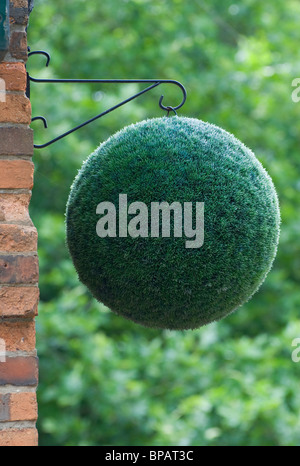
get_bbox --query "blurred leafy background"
[27,0,300,446]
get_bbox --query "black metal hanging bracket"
[26,50,187,149]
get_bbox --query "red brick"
[0,160,34,189]
[0,193,33,224]
[0,286,39,317]
[10,5,29,26]
[0,127,33,156]
[0,94,31,124]
[9,32,28,61]
[9,392,38,422]
[0,393,10,421]
[0,255,38,284]
[0,392,37,422]
[0,0,38,450]
[10,0,28,8]
[0,224,37,252]
[0,428,38,446]
[0,62,27,92]
[0,320,36,352]
[0,356,38,386]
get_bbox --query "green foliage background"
[27,0,300,446]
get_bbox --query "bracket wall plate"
[0,0,9,62]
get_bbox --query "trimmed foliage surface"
[66,117,280,330]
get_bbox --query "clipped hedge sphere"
[66,117,280,330]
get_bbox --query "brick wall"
[0,1,38,446]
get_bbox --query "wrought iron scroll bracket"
[26,50,187,149]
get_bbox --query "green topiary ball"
[66,117,280,330]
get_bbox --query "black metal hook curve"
[28,50,51,67]
[27,50,187,149]
[31,116,48,128]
